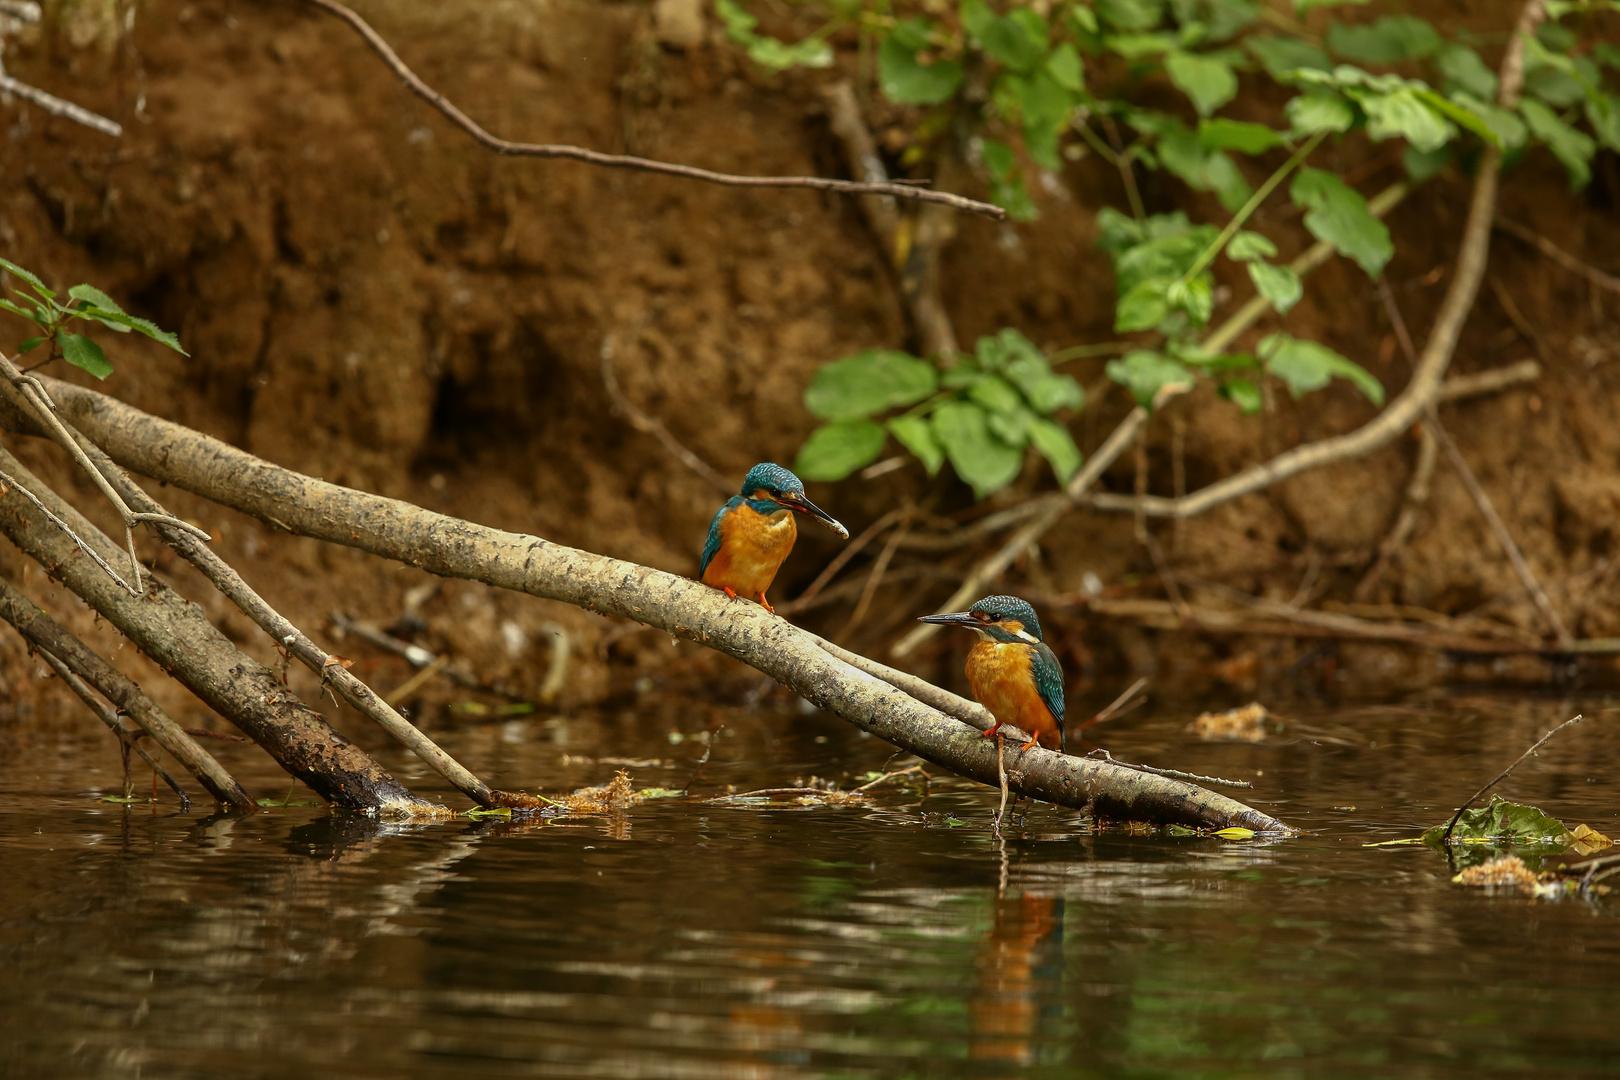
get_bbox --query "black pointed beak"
[917,610,979,626]
[782,494,848,539]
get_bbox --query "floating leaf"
[1419,796,1573,851]
[1213,826,1256,839]
[888,414,945,476]
[1289,167,1392,278]
[1106,349,1194,408]
[1259,332,1383,404]
[1166,50,1237,116]
[931,401,1022,497]
[59,333,113,379]
[804,349,938,421]
[1028,417,1081,481]
[793,419,888,481]
[1247,261,1303,314]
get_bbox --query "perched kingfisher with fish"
[918,595,1065,754]
[699,463,848,614]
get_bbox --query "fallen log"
[18,379,1294,832]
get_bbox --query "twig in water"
[853,763,929,792]
[601,334,731,495]
[1078,676,1149,734]
[0,72,121,138]
[37,647,190,808]
[1440,714,1583,844]
[294,0,1005,219]
[994,734,1010,827]
[1086,748,1252,789]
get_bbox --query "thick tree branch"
[295,0,1005,220]
[0,446,442,815]
[0,578,251,805]
[26,379,1292,831]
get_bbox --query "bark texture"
[0,444,443,815]
[32,380,1294,832]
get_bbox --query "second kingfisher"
[700,462,847,614]
[918,595,1065,754]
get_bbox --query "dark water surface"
[3,694,1619,1078]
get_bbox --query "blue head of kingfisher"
[918,595,1066,753]
[699,463,847,614]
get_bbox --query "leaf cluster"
[0,257,186,379]
[795,330,1084,497]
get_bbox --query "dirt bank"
[0,0,1616,738]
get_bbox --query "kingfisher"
[700,463,848,614]
[918,595,1065,754]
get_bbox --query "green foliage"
[713,0,1619,500]
[795,329,1084,497]
[0,257,186,379]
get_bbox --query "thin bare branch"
[600,335,732,496]
[36,647,191,807]
[0,72,121,138]
[1086,749,1251,790]
[1493,217,1620,294]
[1441,713,1582,844]
[296,0,1005,219]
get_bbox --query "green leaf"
[960,0,994,39]
[1096,0,1165,33]
[1225,230,1277,261]
[1419,796,1573,851]
[1005,70,1075,169]
[879,36,964,105]
[1046,42,1085,92]
[1289,167,1393,277]
[1435,43,1497,101]
[793,419,889,481]
[1152,120,1252,211]
[1520,97,1596,190]
[1107,32,1176,59]
[1247,261,1303,314]
[804,349,938,421]
[1199,118,1283,154]
[1414,89,1501,149]
[1295,0,1368,11]
[1286,88,1356,137]
[1166,51,1237,116]
[1449,91,1527,149]
[1028,417,1081,482]
[0,297,43,326]
[1586,93,1620,153]
[1106,349,1195,408]
[979,15,1043,72]
[888,413,945,475]
[1007,359,1084,414]
[1200,150,1252,213]
[15,335,44,354]
[0,257,55,300]
[967,373,1024,415]
[1094,206,1149,254]
[1259,332,1383,404]
[1113,223,1219,295]
[1115,279,1172,332]
[931,401,1023,497]
[59,333,114,379]
[1069,3,1099,35]
[67,283,125,315]
[124,315,188,355]
[1326,16,1441,65]
[1359,87,1455,152]
[1247,35,1331,79]
[987,402,1034,446]
[1165,276,1214,326]
[1402,143,1452,181]
[745,36,833,70]
[975,327,1044,371]
[1220,377,1262,413]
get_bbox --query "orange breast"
[965,641,1061,749]
[700,503,798,597]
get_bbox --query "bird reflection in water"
[971,890,1065,1071]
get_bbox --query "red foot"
[981,721,1004,740]
[1017,734,1041,757]
[722,586,739,601]
[757,591,776,615]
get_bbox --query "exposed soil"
[1,0,1618,741]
